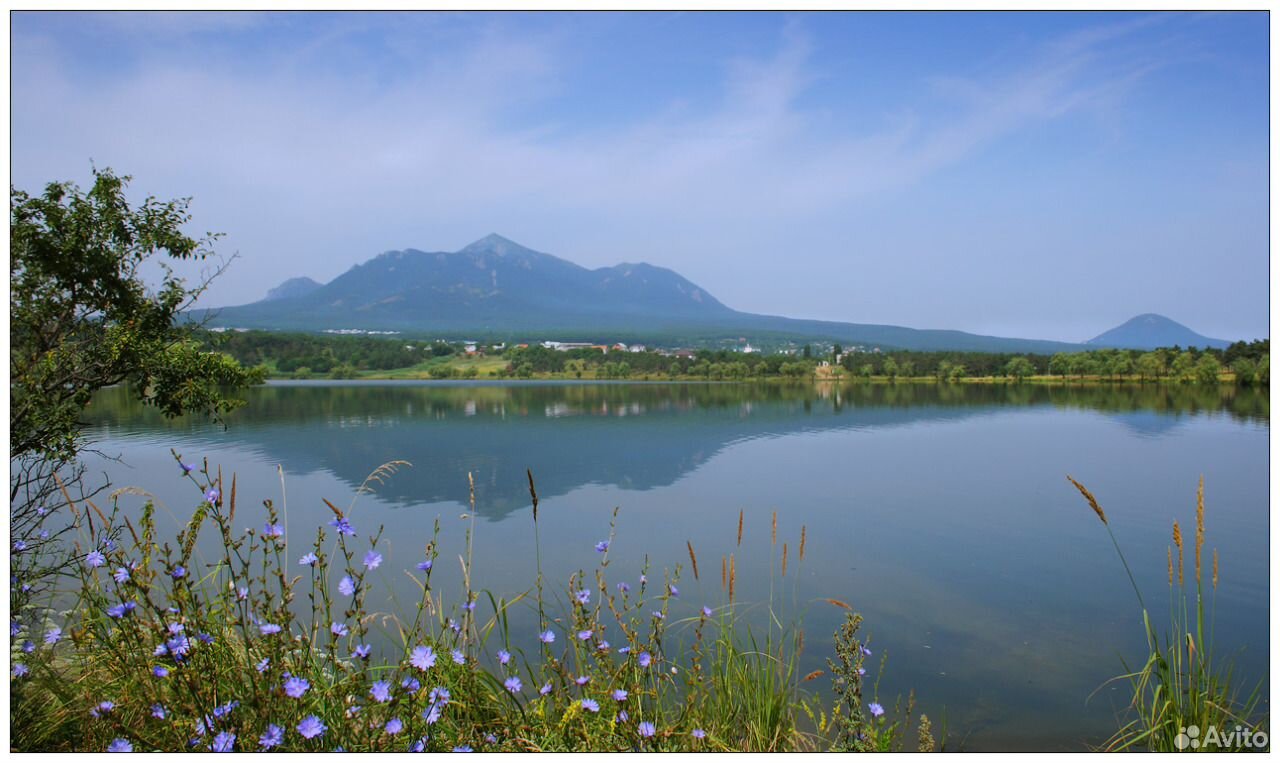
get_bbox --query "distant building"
[629,344,646,353]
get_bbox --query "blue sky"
[10,11,1269,342]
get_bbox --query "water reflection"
[83,381,1267,520]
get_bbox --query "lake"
[79,380,1269,751]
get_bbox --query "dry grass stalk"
[721,556,727,590]
[1195,475,1205,584]
[771,510,777,546]
[737,509,744,547]
[686,541,700,581]
[1173,520,1184,586]
[1066,475,1108,525]
[526,468,539,523]
[781,542,788,577]
[229,474,237,524]
[825,598,852,610]
[324,498,344,518]
[1212,548,1219,590]
[729,554,736,603]
[803,670,825,682]
[799,525,807,562]
[1167,547,1174,587]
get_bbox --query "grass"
[1067,475,1268,752]
[9,455,932,752]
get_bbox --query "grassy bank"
[10,458,932,753]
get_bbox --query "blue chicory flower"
[297,716,326,740]
[363,550,382,570]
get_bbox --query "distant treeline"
[200,330,1269,385]
[200,330,453,374]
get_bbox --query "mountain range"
[1085,313,1229,350]
[191,234,1232,353]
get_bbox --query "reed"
[1068,476,1267,751]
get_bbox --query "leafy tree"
[859,363,874,380]
[882,356,899,380]
[1136,352,1162,382]
[1170,351,1196,382]
[898,359,915,379]
[1194,354,1222,386]
[11,168,264,464]
[1005,357,1034,381]
[515,362,534,379]
[1048,353,1071,379]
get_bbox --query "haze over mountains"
[194,235,1235,353]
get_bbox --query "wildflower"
[462,600,476,612]
[153,666,170,678]
[166,633,191,657]
[106,602,135,618]
[575,675,590,686]
[36,505,48,516]
[354,644,372,659]
[448,618,461,633]
[581,698,600,713]
[539,683,552,696]
[595,540,610,553]
[857,667,866,677]
[338,576,356,596]
[639,721,656,738]
[197,632,214,645]
[422,704,442,725]
[38,529,49,540]
[331,621,349,637]
[363,550,382,570]
[12,663,29,678]
[210,731,236,752]
[597,640,611,652]
[702,606,713,617]
[638,651,652,668]
[385,718,403,735]
[262,523,284,538]
[539,629,555,644]
[21,640,34,653]
[497,649,511,665]
[428,687,451,706]
[299,552,319,566]
[180,462,195,474]
[574,589,590,605]
[862,646,872,657]
[417,559,433,572]
[213,700,239,718]
[409,739,427,752]
[617,582,631,593]
[669,585,679,597]
[85,550,106,568]
[237,586,249,601]
[401,677,421,692]
[10,620,20,636]
[577,629,593,641]
[107,739,132,753]
[640,574,648,585]
[256,658,270,673]
[485,734,498,744]
[451,648,465,665]
[297,715,326,740]
[612,689,628,701]
[453,746,473,752]
[504,676,523,693]
[91,701,115,718]
[618,646,631,654]
[652,611,665,619]
[205,488,220,504]
[112,567,131,584]
[259,725,284,750]
[618,710,629,722]
[692,729,707,739]
[369,680,393,703]
[151,704,166,719]
[170,566,186,579]
[260,623,282,636]
[410,645,437,670]
[868,702,885,718]
[284,675,310,698]
[328,517,356,536]
[13,541,26,553]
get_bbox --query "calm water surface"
[81,381,1269,751]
